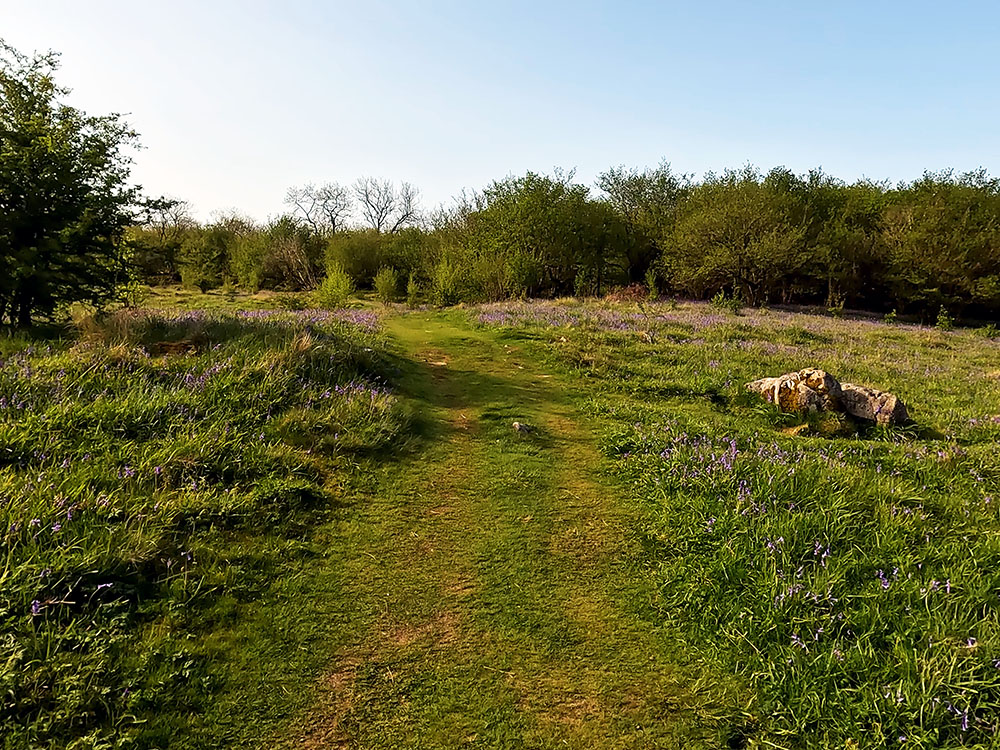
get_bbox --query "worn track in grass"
[273,312,727,748]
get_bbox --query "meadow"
[1,302,408,748]
[475,299,1000,747]
[3,291,1000,749]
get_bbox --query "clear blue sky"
[4,0,999,220]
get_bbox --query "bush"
[316,264,354,308]
[406,272,420,308]
[644,267,659,301]
[574,266,596,298]
[374,267,399,305]
[275,293,308,311]
[325,231,385,287]
[710,290,743,315]
[431,259,462,307]
[935,305,955,331]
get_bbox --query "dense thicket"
[130,165,1000,321]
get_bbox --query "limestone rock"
[745,368,839,413]
[745,368,908,426]
[839,383,909,426]
[797,368,842,409]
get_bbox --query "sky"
[3,1,1000,221]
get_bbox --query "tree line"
[4,39,1000,325]
[131,165,1000,321]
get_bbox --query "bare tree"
[389,181,420,232]
[353,177,420,233]
[142,197,195,244]
[314,182,352,233]
[285,182,354,234]
[285,184,323,234]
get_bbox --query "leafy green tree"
[665,166,806,305]
[598,160,689,282]
[882,170,1000,316]
[461,170,633,298]
[807,177,888,308]
[129,197,195,283]
[0,41,140,326]
[373,266,399,304]
[178,224,229,292]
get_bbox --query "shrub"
[710,290,743,315]
[374,267,399,305]
[977,322,999,339]
[574,266,596,298]
[431,259,462,306]
[644,266,659,300]
[316,264,354,308]
[275,293,308,311]
[935,305,955,331]
[406,272,420,308]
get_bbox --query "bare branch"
[388,182,420,233]
[353,177,395,232]
[315,182,352,233]
[284,184,322,234]
[353,177,420,233]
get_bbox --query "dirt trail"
[279,313,721,749]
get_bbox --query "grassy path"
[275,312,725,748]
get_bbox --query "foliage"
[406,271,419,308]
[455,170,635,299]
[315,264,354,308]
[710,289,743,315]
[0,41,141,326]
[373,266,399,305]
[127,164,1000,322]
[936,305,955,331]
[644,266,659,300]
[598,160,689,283]
[430,258,462,307]
[0,309,407,746]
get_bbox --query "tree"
[882,170,1000,316]
[665,166,806,305]
[0,40,140,326]
[598,161,690,281]
[460,170,633,298]
[353,177,419,233]
[130,197,195,282]
[285,181,352,234]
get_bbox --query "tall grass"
[0,308,408,747]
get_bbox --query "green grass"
[6,294,1000,749]
[268,313,731,748]
[1,306,407,748]
[474,298,1000,748]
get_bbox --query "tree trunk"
[15,287,32,328]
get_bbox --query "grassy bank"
[475,299,1000,748]
[1,307,409,748]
